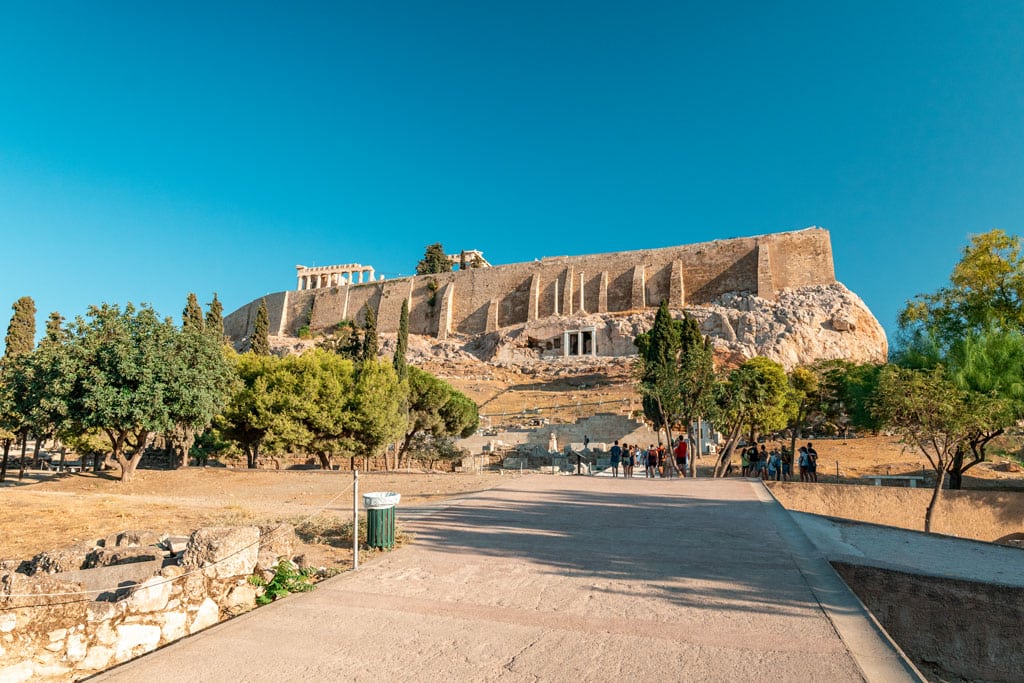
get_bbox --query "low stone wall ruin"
[0,524,297,682]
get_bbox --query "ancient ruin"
[226,227,888,368]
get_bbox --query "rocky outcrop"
[417,282,887,370]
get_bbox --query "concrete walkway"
[97,476,921,682]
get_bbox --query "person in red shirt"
[673,438,688,477]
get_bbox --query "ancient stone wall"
[0,525,296,681]
[225,228,836,344]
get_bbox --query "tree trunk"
[0,439,10,482]
[116,431,152,483]
[31,437,44,469]
[246,444,259,469]
[714,424,742,477]
[947,447,964,490]
[18,432,28,480]
[924,469,945,533]
[316,451,333,469]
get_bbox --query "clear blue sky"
[2,1,1022,351]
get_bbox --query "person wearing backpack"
[609,440,621,478]
[806,443,819,483]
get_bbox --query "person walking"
[674,437,688,478]
[798,446,809,482]
[609,440,621,478]
[645,444,657,478]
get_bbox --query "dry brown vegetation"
[0,469,506,568]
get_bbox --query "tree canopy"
[27,303,237,481]
[416,243,452,275]
[183,293,205,332]
[205,293,224,338]
[4,296,36,358]
[251,299,271,355]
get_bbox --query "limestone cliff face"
[473,282,887,370]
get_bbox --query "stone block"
[126,575,172,613]
[113,624,161,663]
[65,633,88,662]
[103,530,160,549]
[27,541,95,574]
[256,523,295,571]
[189,598,220,634]
[180,527,259,580]
[158,610,187,642]
[223,584,257,616]
[80,645,114,671]
[0,662,34,682]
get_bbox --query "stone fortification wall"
[225,228,836,345]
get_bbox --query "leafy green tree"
[285,349,357,469]
[397,366,478,467]
[712,357,791,476]
[350,360,406,469]
[251,298,271,355]
[164,324,239,468]
[416,243,452,275]
[205,293,224,338]
[899,229,1024,350]
[635,303,717,476]
[361,304,378,362]
[183,293,205,332]
[943,327,1024,488]
[4,296,36,358]
[42,303,235,482]
[216,353,300,468]
[871,365,1011,531]
[394,298,409,382]
[787,366,819,460]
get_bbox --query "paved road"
[98,476,921,682]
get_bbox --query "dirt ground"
[0,468,506,569]
[2,435,1021,570]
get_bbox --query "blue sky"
[1,1,1022,351]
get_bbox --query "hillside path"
[96,476,921,682]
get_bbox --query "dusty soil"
[2,428,1021,571]
[0,468,506,568]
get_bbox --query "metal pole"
[836,461,840,484]
[353,469,359,571]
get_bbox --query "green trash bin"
[363,492,401,549]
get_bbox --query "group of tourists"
[607,439,691,478]
[584,435,821,482]
[739,442,818,482]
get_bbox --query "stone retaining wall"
[834,562,1024,682]
[0,525,293,682]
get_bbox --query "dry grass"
[0,469,501,568]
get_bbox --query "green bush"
[248,559,316,605]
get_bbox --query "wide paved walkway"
[98,476,921,682]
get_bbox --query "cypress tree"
[361,304,378,362]
[44,311,65,343]
[205,293,224,338]
[4,296,36,357]
[251,299,271,355]
[183,293,205,332]
[393,299,409,381]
